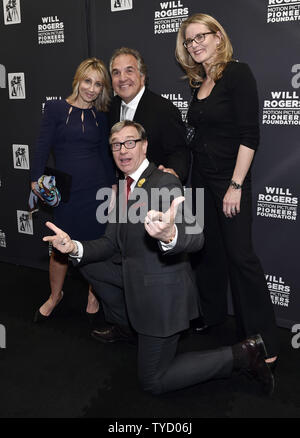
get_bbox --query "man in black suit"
[43,120,274,396]
[109,47,189,182]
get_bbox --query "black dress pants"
[191,160,279,358]
[80,259,233,394]
[80,260,130,328]
[138,333,233,394]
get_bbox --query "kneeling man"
[43,121,274,396]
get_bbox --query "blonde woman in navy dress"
[31,58,116,322]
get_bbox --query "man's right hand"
[43,221,77,255]
[158,165,179,178]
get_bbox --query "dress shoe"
[33,291,64,323]
[91,324,136,345]
[190,317,225,335]
[190,316,209,334]
[192,324,210,334]
[33,309,49,323]
[234,334,275,395]
[267,358,278,374]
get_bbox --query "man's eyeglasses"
[111,139,142,152]
[183,32,216,49]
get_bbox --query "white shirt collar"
[127,158,149,188]
[121,86,145,111]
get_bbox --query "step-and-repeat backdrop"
[0,0,299,328]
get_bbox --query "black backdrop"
[0,0,299,329]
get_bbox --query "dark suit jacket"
[78,163,204,337]
[109,88,190,183]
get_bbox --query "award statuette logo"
[17,211,33,235]
[0,230,6,248]
[111,0,133,12]
[13,144,29,170]
[3,0,21,25]
[8,73,25,99]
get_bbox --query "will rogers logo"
[267,0,300,23]
[262,65,300,125]
[154,1,189,34]
[257,187,298,221]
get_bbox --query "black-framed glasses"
[183,32,216,49]
[111,139,142,152]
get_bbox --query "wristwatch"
[230,180,242,190]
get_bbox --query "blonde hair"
[175,14,233,86]
[67,58,111,112]
[109,120,147,143]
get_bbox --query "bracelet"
[230,180,242,190]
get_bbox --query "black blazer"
[78,163,204,337]
[188,61,259,173]
[109,88,190,183]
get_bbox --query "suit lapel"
[109,96,122,126]
[109,89,150,125]
[130,162,156,197]
[132,88,149,122]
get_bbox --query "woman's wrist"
[230,179,242,190]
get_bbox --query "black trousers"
[191,157,279,358]
[80,260,233,394]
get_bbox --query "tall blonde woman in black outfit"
[176,13,278,367]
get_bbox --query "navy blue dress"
[31,99,116,240]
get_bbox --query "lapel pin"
[137,178,146,187]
